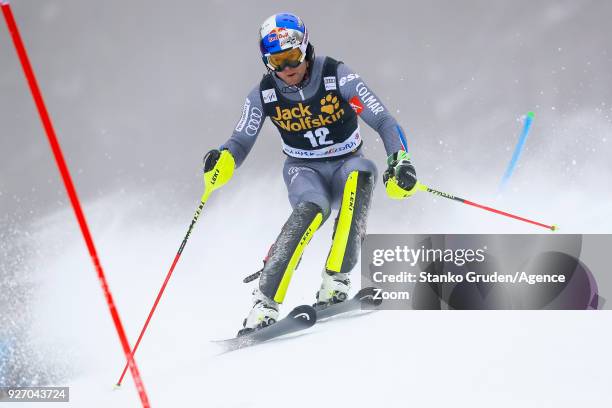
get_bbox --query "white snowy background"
[1,0,611,407]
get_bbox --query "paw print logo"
[320,93,340,115]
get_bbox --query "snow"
[1,183,610,407]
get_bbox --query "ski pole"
[115,151,234,387]
[415,182,557,231]
[499,111,535,191]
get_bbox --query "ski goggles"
[266,47,305,72]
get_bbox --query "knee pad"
[326,171,374,274]
[292,191,331,222]
[259,201,323,303]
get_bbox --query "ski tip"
[356,287,383,307]
[526,111,535,119]
[288,305,317,327]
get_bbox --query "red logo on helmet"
[268,27,289,42]
[349,96,364,115]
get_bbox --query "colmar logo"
[355,82,384,115]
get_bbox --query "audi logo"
[245,107,263,136]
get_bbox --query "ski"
[314,287,383,320]
[214,288,381,352]
[214,305,317,352]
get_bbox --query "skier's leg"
[317,156,377,305]
[258,201,325,303]
[240,165,330,334]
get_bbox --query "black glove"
[203,149,221,173]
[383,150,417,191]
[201,148,235,192]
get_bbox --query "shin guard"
[259,202,323,303]
[325,171,374,274]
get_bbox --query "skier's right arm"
[203,86,266,187]
[220,86,267,167]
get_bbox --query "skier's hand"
[383,150,418,199]
[203,148,235,192]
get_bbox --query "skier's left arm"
[338,63,418,198]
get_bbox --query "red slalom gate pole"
[2,2,151,406]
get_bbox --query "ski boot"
[315,270,351,308]
[237,288,280,337]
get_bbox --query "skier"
[203,13,418,335]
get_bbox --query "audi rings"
[245,107,262,136]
